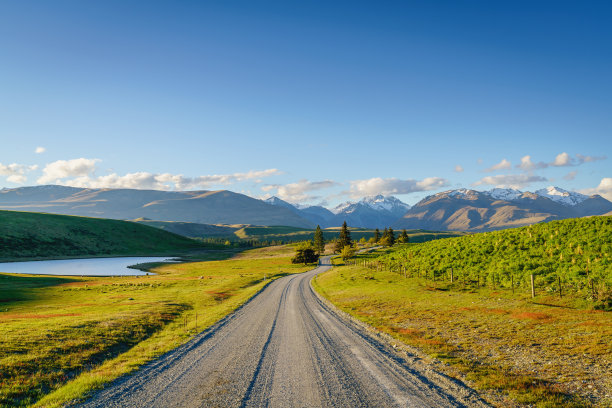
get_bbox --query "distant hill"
[132,219,240,239]
[0,210,206,261]
[0,186,314,228]
[394,188,612,232]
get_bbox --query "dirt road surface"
[78,257,488,407]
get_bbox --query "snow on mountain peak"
[486,188,523,201]
[360,195,410,212]
[534,186,588,206]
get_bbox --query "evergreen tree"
[338,221,352,250]
[381,226,395,246]
[313,225,325,255]
[291,242,319,265]
[388,227,395,246]
[373,228,381,243]
[398,229,409,243]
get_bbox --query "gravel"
[77,257,490,408]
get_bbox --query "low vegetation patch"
[0,246,311,407]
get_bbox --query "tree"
[341,245,356,261]
[373,228,381,243]
[338,221,352,250]
[380,227,395,247]
[397,229,409,244]
[292,242,319,265]
[313,225,325,255]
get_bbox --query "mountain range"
[0,185,313,227]
[0,185,610,231]
[265,195,410,228]
[394,187,612,231]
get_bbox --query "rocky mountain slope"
[394,188,612,231]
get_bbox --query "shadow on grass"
[0,273,82,304]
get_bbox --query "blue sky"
[1,1,610,205]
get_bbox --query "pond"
[0,257,176,276]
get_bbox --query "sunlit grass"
[0,246,311,407]
[313,262,611,407]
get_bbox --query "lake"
[0,257,176,276]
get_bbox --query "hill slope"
[0,210,206,261]
[0,186,314,228]
[381,215,611,300]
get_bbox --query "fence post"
[530,274,535,298]
[450,268,453,283]
[558,276,562,299]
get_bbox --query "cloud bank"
[473,174,548,189]
[263,179,339,202]
[0,162,38,184]
[36,158,281,191]
[348,177,449,197]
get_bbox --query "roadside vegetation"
[0,210,207,262]
[314,216,611,407]
[0,246,311,407]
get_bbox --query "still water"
[0,257,175,276]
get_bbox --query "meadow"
[313,217,612,407]
[0,246,311,407]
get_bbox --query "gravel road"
[78,257,489,407]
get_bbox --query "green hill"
[378,216,611,303]
[132,219,240,238]
[0,210,207,261]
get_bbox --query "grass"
[313,258,611,407]
[0,245,313,407]
[0,210,208,262]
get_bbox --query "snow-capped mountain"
[395,186,612,232]
[534,186,588,206]
[266,195,411,228]
[329,195,411,228]
[361,195,411,213]
[486,188,523,201]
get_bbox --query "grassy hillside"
[133,219,240,238]
[314,216,612,406]
[0,210,207,261]
[378,216,611,306]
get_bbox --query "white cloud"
[454,165,464,173]
[473,174,548,189]
[58,169,282,190]
[484,158,512,172]
[35,146,46,154]
[36,157,281,190]
[37,158,100,184]
[348,176,449,198]
[263,179,339,203]
[580,177,612,201]
[517,155,548,171]
[0,162,37,184]
[563,171,577,181]
[552,152,571,167]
